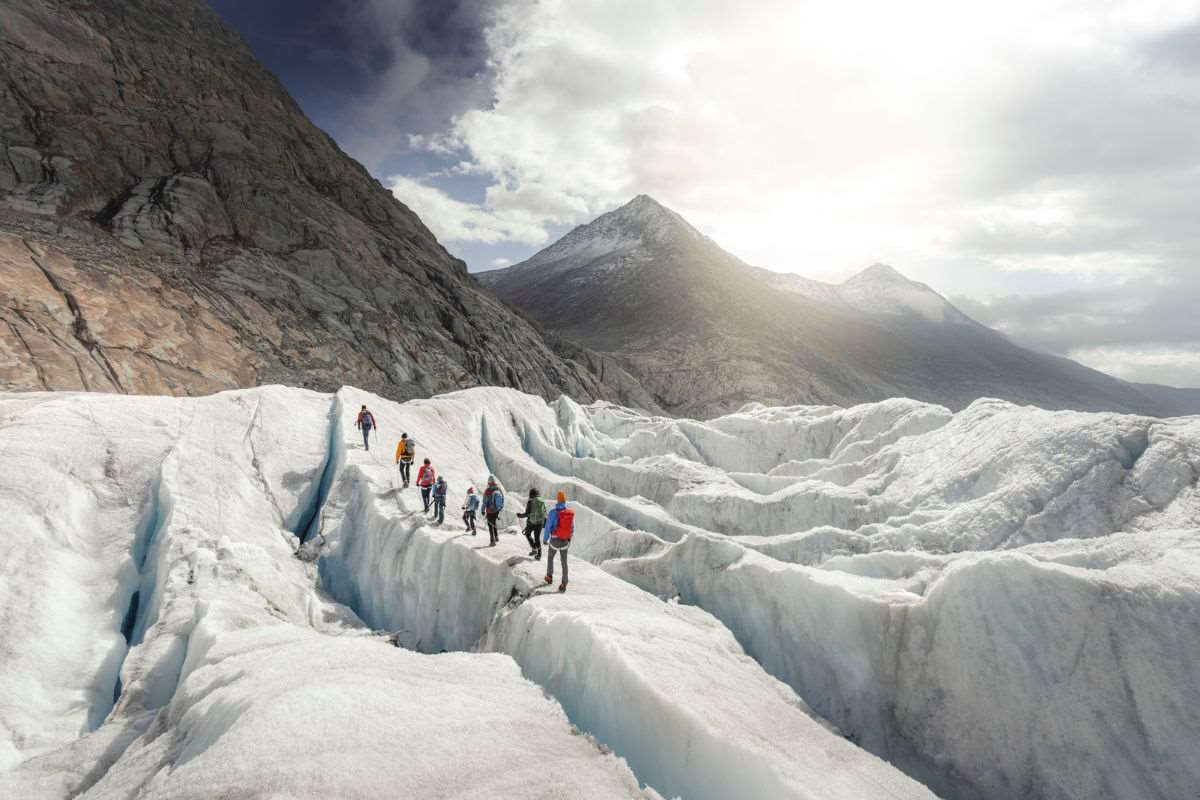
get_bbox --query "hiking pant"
[361,425,372,450]
[420,486,432,512]
[399,461,411,484]
[433,496,445,524]
[546,538,569,584]
[486,512,499,543]
[463,510,476,533]
[523,521,541,553]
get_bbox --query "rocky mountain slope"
[479,196,1200,417]
[0,0,654,410]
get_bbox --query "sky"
[209,0,1200,387]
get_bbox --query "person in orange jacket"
[395,433,415,487]
[416,458,436,512]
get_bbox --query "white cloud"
[387,176,550,245]
[490,257,512,268]
[390,0,1199,288]
[378,0,1200,385]
[1069,345,1200,388]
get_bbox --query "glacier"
[0,384,1196,799]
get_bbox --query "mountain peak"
[608,194,688,230]
[844,263,910,285]
[626,193,663,208]
[838,264,971,324]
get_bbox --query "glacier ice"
[1,382,1197,800]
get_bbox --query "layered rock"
[0,0,655,409]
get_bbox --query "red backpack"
[553,508,575,541]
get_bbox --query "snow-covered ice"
[2,383,1197,799]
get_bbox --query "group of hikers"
[357,405,575,592]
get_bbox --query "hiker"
[395,433,416,487]
[355,405,377,450]
[482,476,505,546]
[432,476,447,524]
[516,487,547,559]
[542,491,574,593]
[416,458,436,513]
[462,487,479,535]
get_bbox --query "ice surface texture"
[2,383,1196,800]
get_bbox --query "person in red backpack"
[542,490,574,593]
[416,458,436,513]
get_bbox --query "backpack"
[401,439,415,460]
[529,497,547,524]
[552,508,575,541]
[418,465,435,486]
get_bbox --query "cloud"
[368,0,1200,385]
[303,0,495,172]
[955,273,1200,387]
[490,257,511,268]
[1067,346,1200,388]
[386,2,1198,277]
[387,176,550,245]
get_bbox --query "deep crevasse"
[0,387,648,799]
[312,386,936,800]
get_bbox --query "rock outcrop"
[0,0,656,409]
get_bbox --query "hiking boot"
[543,575,553,585]
[558,582,567,593]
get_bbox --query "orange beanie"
[556,490,567,504]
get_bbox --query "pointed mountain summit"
[481,197,1198,417]
[513,194,703,278]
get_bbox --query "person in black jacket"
[515,488,547,559]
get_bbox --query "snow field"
[313,386,937,800]
[80,622,648,800]
[0,386,655,799]
[0,392,186,768]
[5,383,1198,800]
[523,394,1200,800]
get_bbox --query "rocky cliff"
[0,0,655,409]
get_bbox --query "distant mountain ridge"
[480,195,1200,417]
[754,263,977,326]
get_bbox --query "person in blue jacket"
[482,476,505,546]
[542,491,575,593]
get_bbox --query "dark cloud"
[209,0,493,171]
[956,280,1199,352]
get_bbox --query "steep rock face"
[0,0,656,409]
[480,196,1199,418]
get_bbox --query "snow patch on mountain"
[756,262,975,324]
